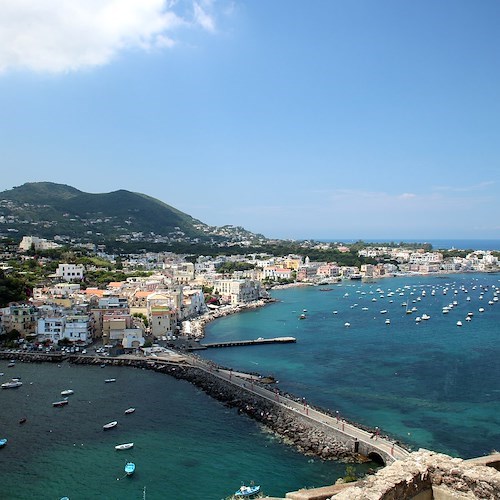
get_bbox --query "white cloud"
[0,0,220,74]
[194,1,216,32]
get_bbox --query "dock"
[198,336,296,349]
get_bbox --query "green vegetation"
[132,312,149,328]
[0,270,28,307]
[215,262,256,274]
[0,182,210,241]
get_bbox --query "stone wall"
[333,449,500,500]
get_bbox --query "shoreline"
[188,298,276,339]
[1,350,405,464]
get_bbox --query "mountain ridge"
[0,182,264,246]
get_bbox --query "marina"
[0,272,499,498]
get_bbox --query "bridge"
[187,356,410,465]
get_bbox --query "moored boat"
[60,389,74,396]
[124,461,135,476]
[105,378,116,383]
[103,421,118,430]
[115,442,134,451]
[1,380,23,389]
[124,407,135,414]
[234,484,261,498]
[0,438,7,448]
[53,400,69,407]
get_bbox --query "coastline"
[189,298,276,339]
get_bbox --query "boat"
[124,461,136,476]
[115,442,134,451]
[60,389,74,396]
[457,321,463,327]
[234,484,261,498]
[0,438,7,448]
[124,408,135,415]
[385,319,391,325]
[19,417,27,424]
[299,313,306,320]
[7,362,15,368]
[105,378,116,383]
[103,421,118,430]
[1,380,23,389]
[344,322,351,328]
[53,400,69,407]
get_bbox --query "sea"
[322,239,500,251]
[1,273,500,499]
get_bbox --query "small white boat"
[478,308,485,313]
[104,378,116,383]
[115,442,134,451]
[234,484,261,498]
[344,322,351,328]
[124,408,135,415]
[103,421,118,430]
[60,389,74,396]
[1,380,23,389]
[385,319,391,325]
[456,321,463,327]
[53,400,69,407]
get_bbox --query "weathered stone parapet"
[333,449,500,499]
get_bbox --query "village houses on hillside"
[0,238,498,351]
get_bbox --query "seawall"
[67,354,364,463]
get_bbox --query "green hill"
[0,182,259,245]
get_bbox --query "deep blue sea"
[321,239,500,251]
[1,273,499,499]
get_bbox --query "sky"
[0,1,499,241]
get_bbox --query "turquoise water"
[202,273,500,459]
[1,273,499,499]
[0,362,366,500]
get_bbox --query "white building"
[55,263,85,282]
[212,279,261,305]
[19,236,61,252]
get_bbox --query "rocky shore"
[67,354,363,463]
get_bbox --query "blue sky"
[1,1,499,241]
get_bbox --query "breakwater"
[2,349,407,463]
[66,354,363,463]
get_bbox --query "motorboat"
[19,417,27,424]
[124,462,136,476]
[0,438,7,448]
[1,380,23,389]
[457,321,463,327]
[105,378,116,383]
[53,400,69,407]
[385,319,391,325]
[115,442,134,451]
[124,408,135,415]
[60,389,74,396]
[234,484,261,498]
[103,421,118,430]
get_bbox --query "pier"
[198,336,296,349]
